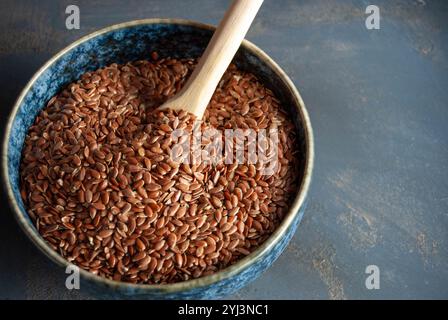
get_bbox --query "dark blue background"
[0,0,447,299]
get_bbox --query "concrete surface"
[0,0,447,299]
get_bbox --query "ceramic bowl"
[2,19,314,299]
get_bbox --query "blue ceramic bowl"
[2,19,314,299]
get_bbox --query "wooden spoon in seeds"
[158,0,263,119]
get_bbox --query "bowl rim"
[2,18,314,294]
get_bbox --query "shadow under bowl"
[2,19,314,299]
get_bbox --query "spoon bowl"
[2,19,314,299]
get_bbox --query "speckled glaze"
[2,19,314,299]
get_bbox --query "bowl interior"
[4,21,309,293]
[7,21,307,225]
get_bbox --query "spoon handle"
[164,0,263,118]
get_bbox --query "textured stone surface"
[0,0,448,299]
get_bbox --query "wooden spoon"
[158,0,264,119]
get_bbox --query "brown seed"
[132,251,146,262]
[83,146,90,158]
[221,222,233,233]
[122,202,132,214]
[168,203,180,217]
[229,207,240,216]
[178,224,190,235]
[101,191,110,205]
[151,51,159,60]
[136,238,146,251]
[154,240,165,251]
[177,183,189,192]
[156,216,165,229]
[85,189,93,203]
[148,257,157,272]
[179,240,190,253]
[167,233,177,247]
[175,253,183,267]
[128,165,141,173]
[99,229,113,239]
[196,246,204,257]
[147,183,161,191]
[196,216,207,229]
[226,225,238,235]
[138,256,152,269]
[72,155,81,166]
[93,202,106,210]
[78,189,85,203]
[137,147,145,157]
[94,150,106,159]
[90,169,101,179]
[237,221,245,234]
[137,186,148,198]
[211,196,222,208]
[175,206,187,218]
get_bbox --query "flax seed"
[20,56,300,285]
